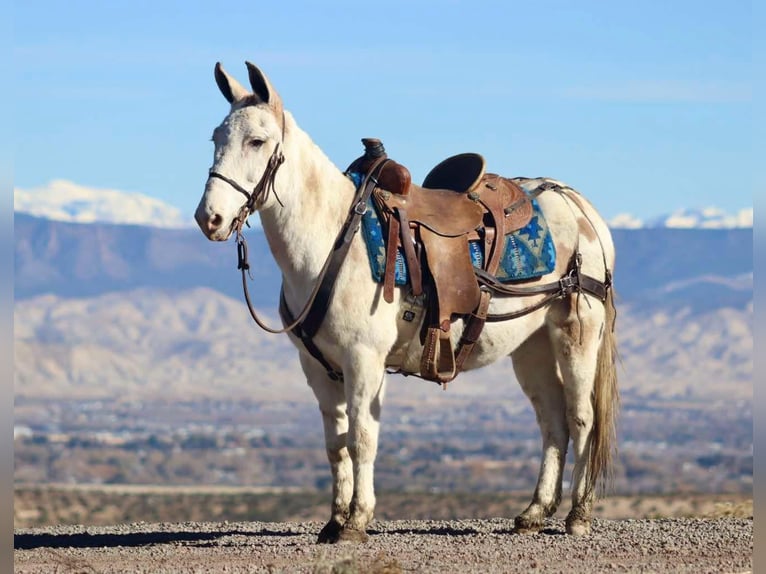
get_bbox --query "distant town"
[15,390,752,497]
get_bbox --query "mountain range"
[14,180,752,231]
[14,213,753,310]
[13,208,753,404]
[608,207,753,229]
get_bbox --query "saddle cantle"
[348,138,534,384]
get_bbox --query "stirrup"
[421,326,456,383]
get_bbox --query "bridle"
[207,143,285,234]
[207,109,288,234]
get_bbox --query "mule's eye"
[248,138,265,149]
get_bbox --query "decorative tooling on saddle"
[351,170,556,286]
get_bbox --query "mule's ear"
[245,61,282,112]
[214,62,249,104]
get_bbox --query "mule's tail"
[588,292,620,496]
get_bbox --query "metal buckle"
[236,237,249,271]
[354,200,368,215]
[558,273,577,296]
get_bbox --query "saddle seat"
[423,152,486,193]
[351,139,534,383]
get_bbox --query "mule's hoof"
[565,517,591,536]
[512,514,543,534]
[317,519,343,544]
[565,506,592,536]
[336,526,369,544]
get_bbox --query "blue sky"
[12,0,752,221]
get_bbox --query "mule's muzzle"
[195,205,232,241]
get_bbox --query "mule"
[195,61,619,542]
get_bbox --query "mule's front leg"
[302,354,353,544]
[337,348,387,543]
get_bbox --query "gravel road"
[15,517,752,573]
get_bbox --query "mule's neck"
[257,112,358,289]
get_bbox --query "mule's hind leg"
[548,297,606,536]
[301,353,353,544]
[511,327,569,533]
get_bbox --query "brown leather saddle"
[348,138,534,384]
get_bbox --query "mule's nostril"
[210,213,224,228]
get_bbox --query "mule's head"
[195,62,285,241]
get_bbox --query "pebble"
[14,517,752,573]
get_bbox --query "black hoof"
[317,519,344,544]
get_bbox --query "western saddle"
[346,138,535,383]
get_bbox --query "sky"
[10,0,753,222]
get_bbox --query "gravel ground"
[15,517,752,573]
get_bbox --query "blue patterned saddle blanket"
[353,174,557,286]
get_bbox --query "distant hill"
[13,213,752,403]
[14,213,279,306]
[15,214,753,309]
[13,287,752,402]
[14,288,299,401]
[608,228,752,310]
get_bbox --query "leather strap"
[208,113,288,216]
[279,290,343,381]
[233,158,385,336]
[474,266,609,301]
[300,157,389,339]
[453,289,492,375]
[383,213,400,304]
[477,176,508,273]
[276,157,391,380]
[396,209,423,297]
[477,263,611,323]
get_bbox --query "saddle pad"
[349,172,557,286]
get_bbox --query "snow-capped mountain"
[14,180,752,232]
[609,207,753,229]
[14,180,193,228]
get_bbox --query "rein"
[215,151,389,337]
[206,145,295,333]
